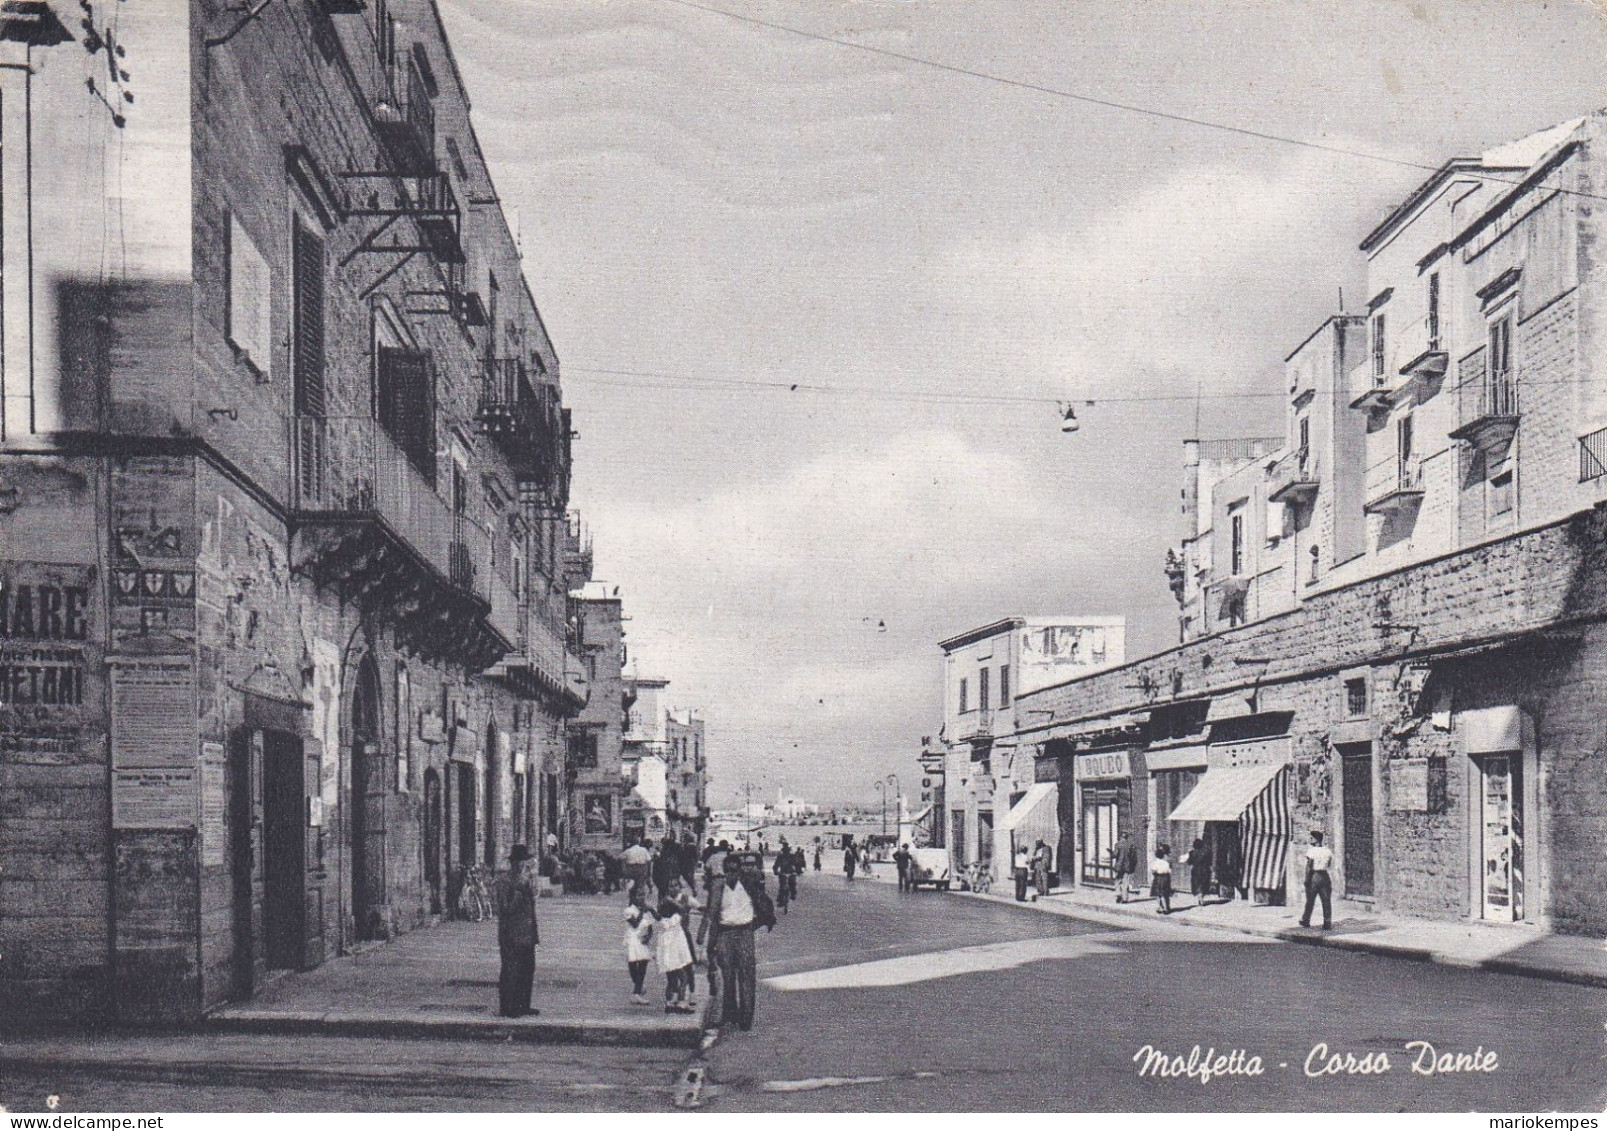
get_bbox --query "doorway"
[1339,743,1375,898]
[1476,754,1524,921]
[1081,788,1119,885]
[349,658,384,942]
[424,768,442,914]
[483,723,499,867]
[457,761,477,871]
[262,730,307,969]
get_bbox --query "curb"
[202,1010,703,1048]
[954,887,1607,990]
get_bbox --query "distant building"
[772,791,820,820]
[939,617,1126,879]
[666,710,709,841]
[569,587,628,852]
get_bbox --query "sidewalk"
[959,880,1607,988]
[205,894,703,1047]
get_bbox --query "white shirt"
[1152,858,1172,875]
[719,880,755,926]
[1305,845,1334,872]
[1014,850,1030,869]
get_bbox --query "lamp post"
[874,780,887,839]
[885,773,901,838]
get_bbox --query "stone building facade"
[0,0,594,1025]
[567,590,628,854]
[1016,113,1607,935]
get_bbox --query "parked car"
[908,847,953,891]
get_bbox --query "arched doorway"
[424,768,443,914]
[349,657,384,942]
[483,720,499,868]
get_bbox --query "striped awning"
[1241,765,1293,891]
[1167,760,1286,822]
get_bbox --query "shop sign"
[1077,750,1130,781]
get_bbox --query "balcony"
[956,707,996,746]
[373,52,436,175]
[1267,448,1320,507]
[1450,376,1519,452]
[1364,458,1425,515]
[291,415,505,669]
[487,592,589,714]
[477,360,567,486]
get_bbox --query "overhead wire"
[650,0,1607,206]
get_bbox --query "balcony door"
[349,658,386,944]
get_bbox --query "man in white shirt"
[1013,845,1032,902]
[1299,830,1334,929]
[698,855,766,1030]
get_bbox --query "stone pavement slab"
[205,894,703,1047]
[956,881,1607,987]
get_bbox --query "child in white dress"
[654,895,695,1013]
[623,883,656,1005]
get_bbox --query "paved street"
[4,875,1604,1113]
[696,875,1607,1112]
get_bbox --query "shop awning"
[1167,760,1286,822]
[1001,782,1056,831]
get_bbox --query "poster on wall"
[113,767,197,829]
[584,793,613,834]
[109,658,198,768]
[0,562,100,768]
[200,744,227,864]
[109,457,196,654]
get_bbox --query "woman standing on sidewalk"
[1151,844,1174,915]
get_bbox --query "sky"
[438,0,1607,807]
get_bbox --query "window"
[1345,676,1368,718]
[998,664,1010,708]
[1308,544,1320,585]
[1371,311,1387,380]
[1229,505,1246,576]
[226,212,272,376]
[1427,273,1441,351]
[1489,316,1512,381]
[377,347,436,481]
[1489,458,1514,517]
[292,220,325,417]
[958,677,969,714]
[978,667,990,712]
[1397,414,1414,483]
[568,729,599,769]
[1297,416,1310,464]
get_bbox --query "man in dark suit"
[494,844,540,1017]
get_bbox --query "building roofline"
[938,617,1024,651]
[1358,157,1523,252]
[1283,313,1365,363]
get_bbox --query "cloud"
[941,147,1402,400]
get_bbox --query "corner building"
[1017,112,1607,935]
[0,0,590,1024]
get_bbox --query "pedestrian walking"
[624,883,656,1006]
[843,841,857,882]
[1013,843,1032,901]
[893,843,912,892]
[623,838,651,894]
[1032,839,1052,898]
[1299,829,1334,929]
[1112,834,1140,904]
[791,846,807,896]
[812,842,822,872]
[697,854,774,1031]
[652,839,678,897]
[1185,837,1212,902]
[655,894,696,1013]
[493,844,540,1017]
[666,876,701,1008]
[773,848,795,914]
[1151,843,1174,914]
[859,840,874,876]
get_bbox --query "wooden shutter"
[378,347,435,481]
[292,222,326,417]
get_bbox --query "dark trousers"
[896,867,908,892]
[1301,872,1333,927]
[499,942,535,1017]
[1014,868,1029,901]
[712,926,757,1030]
[629,959,648,994]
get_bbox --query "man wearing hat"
[495,844,540,1017]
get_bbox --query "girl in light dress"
[654,893,696,1013]
[623,883,656,1005]
[1151,844,1174,915]
[664,877,701,1010]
